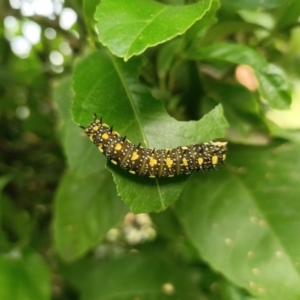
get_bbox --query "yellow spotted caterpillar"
[82,115,227,178]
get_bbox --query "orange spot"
[149,157,157,167]
[115,143,122,151]
[166,157,173,168]
[131,151,139,160]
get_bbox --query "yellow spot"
[182,158,188,166]
[212,155,218,165]
[222,154,226,161]
[93,125,99,131]
[181,146,188,150]
[102,123,109,128]
[102,133,109,140]
[162,283,175,295]
[149,157,157,167]
[115,143,122,151]
[149,174,156,178]
[98,143,103,153]
[85,128,89,133]
[198,157,204,165]
[131,151,139,160]
[129,170,136,174]
[166,157,173,168]
[111,160,117,165]
[89,135,94,142]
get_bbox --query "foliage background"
[1,0,300,299]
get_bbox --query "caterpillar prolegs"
[82,115,227,178]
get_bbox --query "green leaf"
[220,279,259,300]
[204,82,270,143]
[0,195,32,247]
[95,0,212,61]
[53,77,105,176]
[186,43,291,110]
[82,252,201,300]
[0,176,12,248]
[184,0,220,50]
[256,63,291,109]
[53,77,127,261]
[175,143,300,299]
[72,51,228,213]
[0,176,11,192]
[275,0,300,30]
[0,249,50,300]
[156,39,182,86]
[221,0,293,10]
[0,176,11,215]
[54,169,127,261]
[201,21,261,45]
[83,0,99,29]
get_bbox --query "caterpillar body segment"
[83,116,227,178]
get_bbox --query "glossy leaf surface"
[95,0,212,60]
[175,143,300,299]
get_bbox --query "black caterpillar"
[82,115,227,178]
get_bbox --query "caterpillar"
[82,115,227,178]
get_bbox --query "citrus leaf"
[221,0,292,10]
[53,77,128,261]
[82,252,201,300]
[0,250,50,300]
[186,43,291,110]
[53,77,104,176]
[175,143,300,299]
[54,169,127,261]
[72,51,228,213]
[0,176,13,249]
[95,0,212,61]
